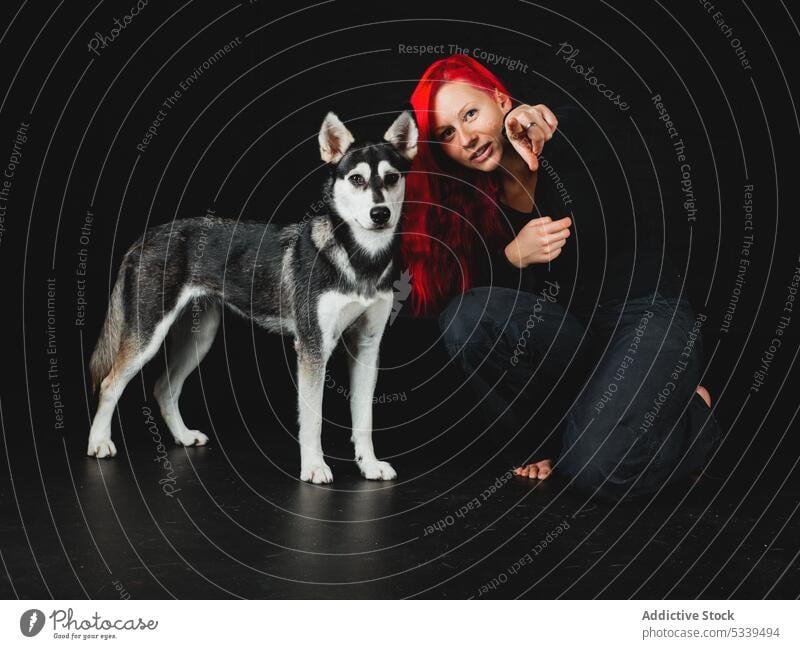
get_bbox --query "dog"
[86,110,418,484]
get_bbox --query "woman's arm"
[498,103,571,267]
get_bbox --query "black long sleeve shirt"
[472,103,682,315]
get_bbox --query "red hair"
[402,54,511,315]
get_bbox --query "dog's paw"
[176,430,209,447]
[359,460,397,481]
[87,438,117,459]
[300,462,334,484]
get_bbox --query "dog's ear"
[383,111,418,161]
[319,112,354,165]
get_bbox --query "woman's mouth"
[470,142,493,162]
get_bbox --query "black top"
[472,104,682,315]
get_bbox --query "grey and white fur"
[87,110,418,483]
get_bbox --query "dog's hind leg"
[297,351,333,484]
[154,302,221,447]
[344,297,396,480]
[88,328,170,458]
[87,341,139,458]
[87,287,204,458]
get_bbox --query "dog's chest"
[317,290,388,338]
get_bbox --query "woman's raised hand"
[504,216,572,268]
[504,104,558,171]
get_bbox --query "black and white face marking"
[377,160,404,225]
[333,156,404,233]
[319,110,418,255]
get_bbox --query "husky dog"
[86,111,418,484]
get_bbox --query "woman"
[402,54,720,502]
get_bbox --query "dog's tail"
[89,264,127,394]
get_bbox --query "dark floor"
[2,412,799,599]
[3,309,800,599]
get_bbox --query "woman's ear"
[494,89,512,112]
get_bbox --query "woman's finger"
[515,107,553,139]
[514,112,549,157]
[523,216,551,229]
[527,125,546,157]
[518,107,555,146]
[526,107,555,140]
[543,216,572,233]
[545,247,563,262]
[532,104,559,131]
[546,228,571,242]
[544,237,567,251]
[505,115,525,139]
[505,111,540,170]
[543,239,567,257]
[510,136,538,171]
[513,142,538,171]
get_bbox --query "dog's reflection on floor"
[290,478,398,522]
[76,445,407,596]
[284,479,401,587]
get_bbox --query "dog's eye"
[348,174,365,186]
[383,173,400,186]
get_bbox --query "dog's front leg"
[297,353,333,484]
[347,298,396,480]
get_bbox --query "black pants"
[438,286,722,503]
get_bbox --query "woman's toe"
[516,461,554,480]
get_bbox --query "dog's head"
[318,111,418,235]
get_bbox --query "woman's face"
[431,81,511,172]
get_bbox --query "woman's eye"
[464,108,477,119]
[348,174,365,186]
[439,127,454,141]
[384,173,399,186]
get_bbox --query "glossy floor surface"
[2,418,798,599]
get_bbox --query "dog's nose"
[370,206,391,225]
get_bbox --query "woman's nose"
[457,125,477,149]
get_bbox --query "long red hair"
[402,54,511,315]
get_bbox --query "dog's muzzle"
[369,206,391,226]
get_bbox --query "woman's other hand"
[504,104,558,171]
[504,216,572,268]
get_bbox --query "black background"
[1,0,799,599]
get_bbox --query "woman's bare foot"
[689,386,713,482]
[514,459,552,480]
[696,385,711,408]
